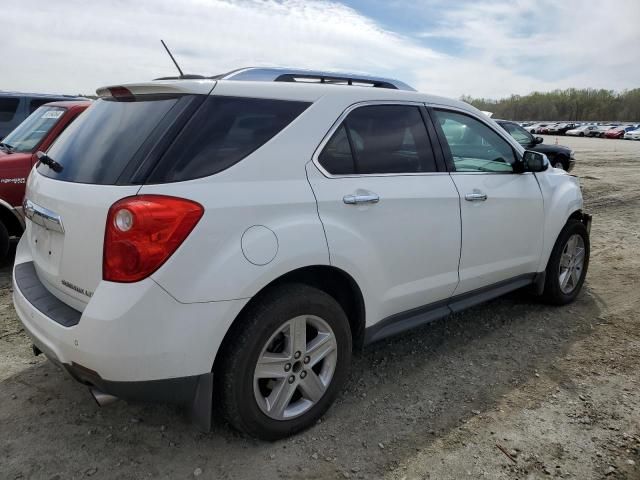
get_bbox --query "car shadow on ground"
[0,244,601,478]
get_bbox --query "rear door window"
[148,96,310,183]
[0,97,20,123]
[318,104,437,175]
[37,95,197,184]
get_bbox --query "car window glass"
[1,106,65,153]
[318,124,355,175]
[150,96,310,183]
[29,99,53,113]
[501,122,533,146]
[434,110,516,173]
[39,95,186,184]
[0,97,20,123]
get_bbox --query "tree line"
[461,88,640,122]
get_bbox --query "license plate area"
[29,222,64,277]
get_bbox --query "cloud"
[0,0,638,99]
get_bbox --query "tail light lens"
[103,195,204,283]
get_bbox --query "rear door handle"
[464,191,487,202]
[343,193,380,205]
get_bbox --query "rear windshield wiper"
[0,142,14,153]
[36,151,63,173]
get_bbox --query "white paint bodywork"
[13,79,584,383]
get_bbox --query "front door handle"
[464,191,488,202]
[343,193,380,205]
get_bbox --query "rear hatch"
[24,81,214,310]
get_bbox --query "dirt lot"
[1,135,639,480]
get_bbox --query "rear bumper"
[12,238,248,389]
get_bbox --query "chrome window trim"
[311,100,448,179]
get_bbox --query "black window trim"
[425,105,526,174]
[313,100,448,178]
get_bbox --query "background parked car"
[0,92,84,140]
[496,120,575,171]
[596,125,619,137]
[548,123,580,135]
[566,125,600,137]
[528,123,548,134]
[623,127,640,140]
[604,126,637,139]
[0,100,90,258]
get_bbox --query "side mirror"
[523,150,548,172]
[535,136,543,144]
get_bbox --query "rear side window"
[318,125,354,175]
[318,105,437,175]
[38,95,193,184]
[148,96,310,183]
[0,97,20,122]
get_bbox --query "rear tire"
[216,283,352,440]
[0,221,10,261]
[541,219,590,305]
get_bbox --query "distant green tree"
[461,88,640,121]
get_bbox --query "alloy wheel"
[253,315,337,420]
[558,234,586,294]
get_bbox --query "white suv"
[13,68,591,440]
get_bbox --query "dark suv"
[497,120,575,171]
[0,92,85,139]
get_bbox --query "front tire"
[541,219,590,305]
[216,283,352,440]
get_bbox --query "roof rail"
[154,67,416,91]
[219,67,416,91]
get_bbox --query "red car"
[605,126,636,139]
[0,100,90,259]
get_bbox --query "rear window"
[0,97,20,123]
[38,95,195,184]
[147,96,310,183]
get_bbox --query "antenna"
[161,39,184,78]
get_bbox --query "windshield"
[2,106,66,153]
[500,122,534,146]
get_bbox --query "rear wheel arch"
[0,203,24,238]
[213,265,366,371]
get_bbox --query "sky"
[1,0,639,99]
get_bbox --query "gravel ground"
[1,135,639,480]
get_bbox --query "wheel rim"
[558,234,586,294]
[554,162,564,169]
[253,315,338,420]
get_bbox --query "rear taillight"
[103,195,204,283]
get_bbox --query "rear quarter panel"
[140,97,345,303]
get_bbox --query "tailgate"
[24,172,139,310]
